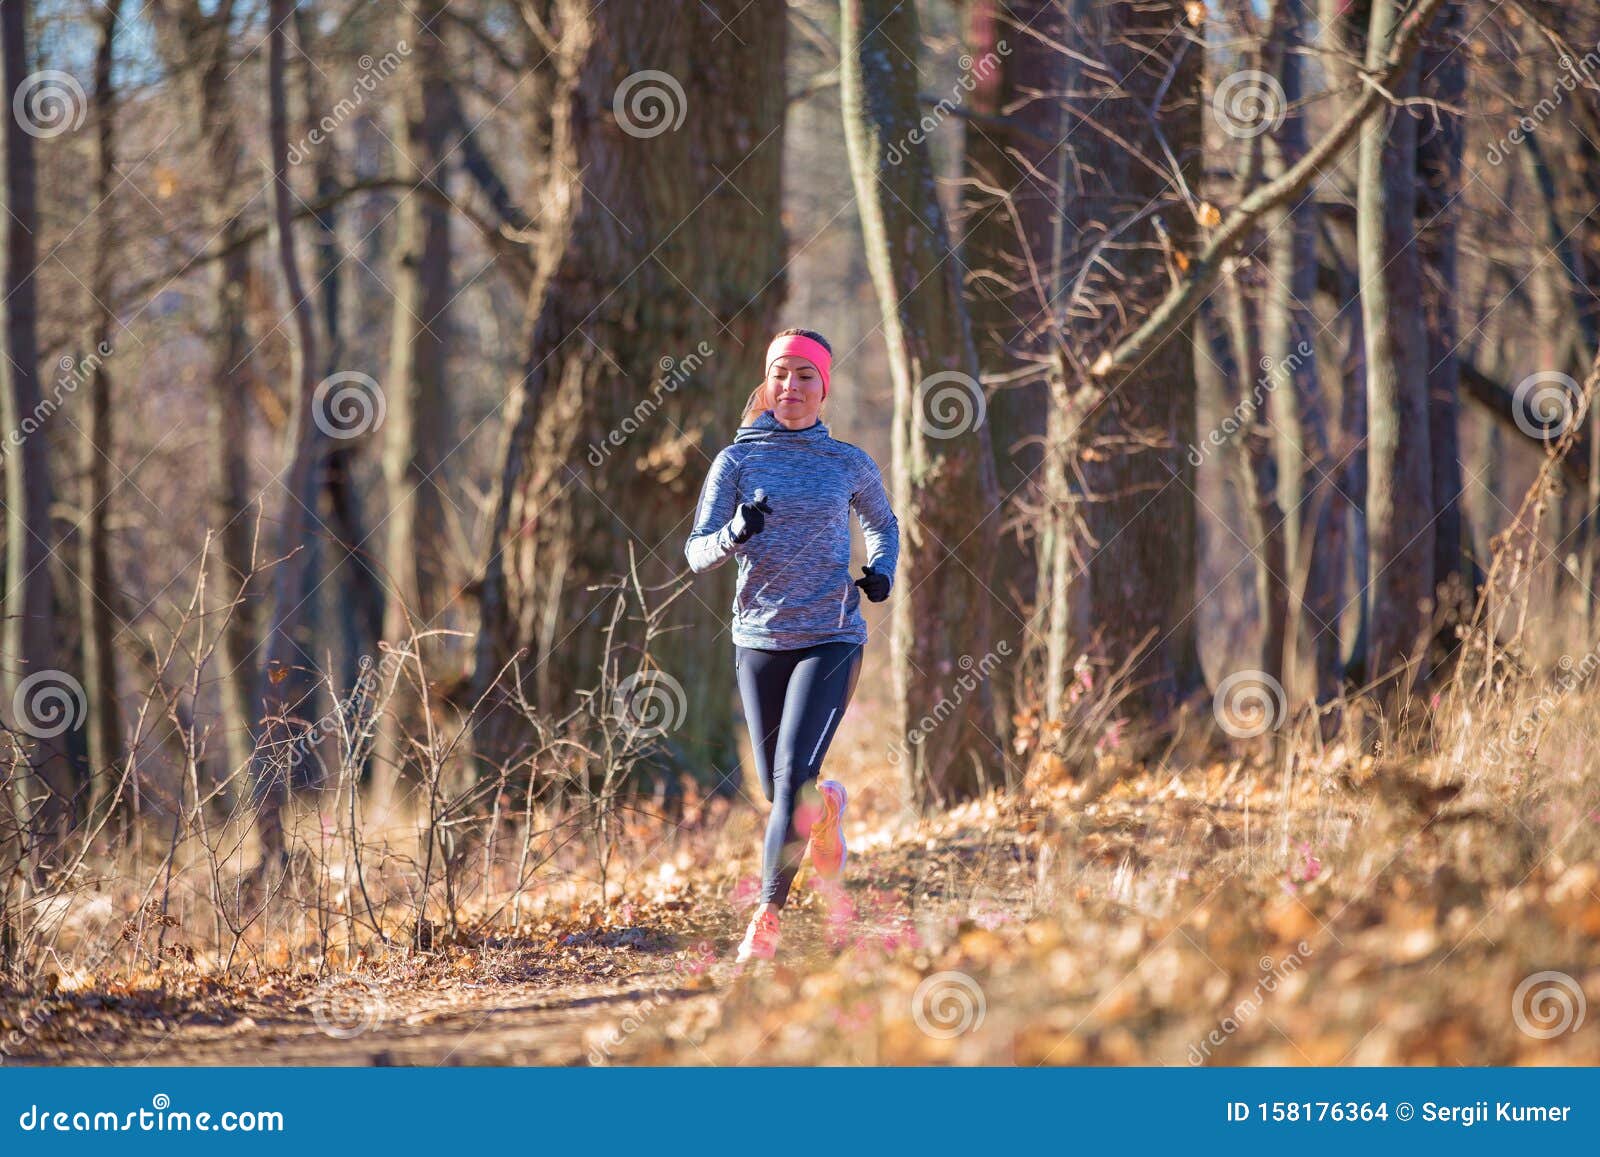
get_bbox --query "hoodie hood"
[734,408,831,444]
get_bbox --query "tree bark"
[841,0,1003,807]
[1359,0,1434,690]
[473,1,787,788]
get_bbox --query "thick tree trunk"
[1063,0,1205,733]
[473,1,787,787]
[959,0,1061,763]
[1359,0,1434,690]
[1,0,77,859]
[841,0,1003,808]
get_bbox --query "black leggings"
[735,640,864,907]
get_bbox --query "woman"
[685,328,900,963]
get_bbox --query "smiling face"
[765,355,825,428]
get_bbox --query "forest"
[1,0,1598,1066]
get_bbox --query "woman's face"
[766,355,825,428]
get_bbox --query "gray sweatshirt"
[685,409,901,650]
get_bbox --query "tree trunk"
[1064,0,1205,733]
[959,0,1061,764]
[1,0,77,859]
[1359,0,1434,690]
[841,0,1003,808]
[253,0,327,862]
[473,1,787,787]
[81,0,124,828]
[382,0,455,789]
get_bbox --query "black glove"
[855,563,891,602]
[729,488,772,544]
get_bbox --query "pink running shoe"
[809,780,849,882]
[735,909,780,963]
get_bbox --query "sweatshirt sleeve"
[685,447,741,573]
[851,449,900,588]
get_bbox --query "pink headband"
[764,333,832,398]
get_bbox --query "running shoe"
[735,909,780,963]
[809,779,849,881]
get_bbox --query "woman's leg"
[760,641,864,908]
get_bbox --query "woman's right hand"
[730,488,773,544]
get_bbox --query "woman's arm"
[851,450,900,589]
[685,447,742,573]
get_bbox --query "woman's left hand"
[854,564,891,602]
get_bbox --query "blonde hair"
[741,327,833,425]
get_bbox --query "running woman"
[685,328,900,963]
